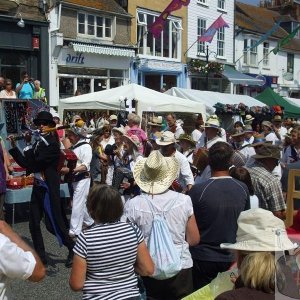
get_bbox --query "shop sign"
[145,60,182,72]
[65,52,85,64]
[32,37,39,50]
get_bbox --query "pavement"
[8,217,82,300]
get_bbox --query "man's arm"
[0,221,45,281]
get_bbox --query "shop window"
[197,18,206,55]
[136,10,182,59]
[217,27,225,57]
[59,77,74,98]
[78,12,113,39]
[94,79,107,92]
[77,78,91,94]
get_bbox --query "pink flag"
[198,15,229,43]
[149,0,190,39]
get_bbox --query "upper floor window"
[78,13,113,39]
[137,11,182,59]
[197,0,208,5]
[287,53,294,74]
[197,18,206,55]
[217,27,225,57]
[263,42,269,67]
[243,39,257,66]
[218,0,225,10]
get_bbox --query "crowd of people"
[1,108,300,299]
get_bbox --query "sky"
[238,0,260,5]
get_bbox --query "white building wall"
[187,0,234,63]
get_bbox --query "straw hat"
[155,131,176,146]
[244,114,254,123]
[122,134,141,151]
[204,115,220,129]
[112,126,125,135]
[177,134,196,147]
[231,128,245,138]
[148,116,163,127]
[252,143,281,160]
[133,150,179,194]
[109,114,118,121]
[221,208,297,251]
[243,124,254,133]
[261,120,273,129]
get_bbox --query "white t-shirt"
[174,150,194,188]
[250,195,259,209]
[191,129,202,143]
[123,190,194,269]
[0,234,36,300]
[72,139,92,171]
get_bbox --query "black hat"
[33,111,56,126]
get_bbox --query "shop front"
[50,44,135,106]
[131,58,186,92]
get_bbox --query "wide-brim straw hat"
[148,116,163,127]
[261,120,273,129]
[204,115,220,129]
[244,114,254,123]
[231,128,245,137]
[243,124,254,133]
[252,143,281,160]
[133,150,179,194]
[221,208,297,251]
[177,133,196,147]
[112,126,125,135]
[122,134,141,151]
[156,131,176,146]
[33,111,56,127]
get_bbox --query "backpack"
[145,194,182,280]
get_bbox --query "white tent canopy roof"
[59,84,206,118]
[284,97,300,109]
[165,87,265,108]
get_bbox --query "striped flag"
[149,0,190,39]
[244,20,281,51]
[272,25,300,55]
[198,15,229,43]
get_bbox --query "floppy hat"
[155,131,176,146]
[231,128,245,138]
[112,126,125,135]
[244,114,254,123]
[122,133,141,151]
[65,123,88,138]
[148,116,163,127]
[133,150,179,194]
[177,133,196,147]
[272,115,282,122]
[261,120,273,129]
[248,134,271,147]
[204,115,220,129]
[33,111,56,126]
[221,208,297,251]
[244,124,254,133]
[109,114,118,121]
[252,143,281,160]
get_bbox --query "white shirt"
[174,150,194,188]
[191,129,202,143]
[123,190,194,269]
[239,141,256,162]
[265,132,279,145]
[73,139,92,171]
[0,234,36,300]
[197,134,224,149]
[0,90,16,99]
[100,135,115,150]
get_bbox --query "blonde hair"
[240,251,275,293]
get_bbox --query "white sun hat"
[133,150,179,194]
[155,131,176,146]
[221,208,297,252]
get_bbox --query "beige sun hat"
[109,114,118,121]
[112,126,125,135]
[122,134,141,151]
[231,128,245,138]
[148,116,163,127]
[155,131,176,146]
[204,115,220,129]
[133,150,179,194]
[252,143,281,160]
[261,120,273,129]
[244,114,255,123]
[221,208,297,251]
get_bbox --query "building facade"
[0,0,49,96]
[123,0,188,91]
[186,0,235,92]
[235,2,300,97]
[48,0,135,106]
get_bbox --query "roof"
[236,2,300,53]
[60,0,131,17]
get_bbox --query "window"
[263,42,269,67]
[197,18,206,55]
[197,0,207,4]
[287,53,294,74]
[218,0,225,10]
[77,13,113,39]
[250,39,257,65]
[217,27,225,57]
[137,10,182,59]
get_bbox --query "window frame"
[197,0,208,6]
[217,0,226,11]
[287,53,294,74]
[263,42,270,68]
[217,27,225,58]
[197,17,207,55]
[77,12,114,40]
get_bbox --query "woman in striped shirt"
[69,185,154,299]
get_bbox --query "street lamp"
[205,45,217,91]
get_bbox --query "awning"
[72,43,135,57]
[222,65,264,86]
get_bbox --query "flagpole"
[184,38,199,56]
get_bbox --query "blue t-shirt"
[16,82,34,99]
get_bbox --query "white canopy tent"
[59,83,207,118]
[165,87,265,108]
[285,97,300,109]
